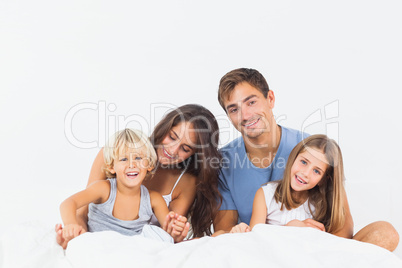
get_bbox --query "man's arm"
[212,210,238,236]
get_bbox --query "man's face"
[223,82,275,139]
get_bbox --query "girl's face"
[110,148,153,188]
[290,147,329,193]
[157,122,197,165]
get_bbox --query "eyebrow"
[172,130,194,151]
[225,94,258,111]
[171,130,180,139]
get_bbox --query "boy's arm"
[75,148,108,231]
[60,180,110,226]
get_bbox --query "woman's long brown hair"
[150,104,222,237]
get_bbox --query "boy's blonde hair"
[103,129,157,178]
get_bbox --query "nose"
[129,159,137,168]
[241,104,252,122]
[169,142,180,156]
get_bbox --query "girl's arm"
[230,188,267,233]
[249,188,268,229]
[331,194,354,238]
[60,180,110,240]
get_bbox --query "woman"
[56,104,222,246]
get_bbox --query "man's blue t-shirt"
[218,126,307,225]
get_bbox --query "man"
[213,68,399,251]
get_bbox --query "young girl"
[59,129,188,248]
[231,134,347,236]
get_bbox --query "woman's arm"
[168,173,197,217]
[150,191,189,242]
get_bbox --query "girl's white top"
[262,182,315,225]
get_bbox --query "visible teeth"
[296,176,306,184]
[245,118,259,127]
[164,148,174,158]
[127,173,138,176]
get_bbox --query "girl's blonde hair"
[103,129,157,178]
[274,134,346,234]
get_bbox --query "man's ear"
[267,90,275,109]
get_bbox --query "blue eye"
[313,169,320,175]
[120,158,128,161]
[135,156,142,161]
[301,160,307,165]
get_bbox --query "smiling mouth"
[295,175,307,184]
[126,172,139,179]
[163,147,175,159]
[244,118,260,128]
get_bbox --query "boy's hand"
[230,222,251,233]
[62,223,86,242]
[163,212,190,243]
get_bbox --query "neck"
[115,179,142,196]
[291,189,308,204]
[244,123,281,168]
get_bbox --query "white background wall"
[1,0,401,258]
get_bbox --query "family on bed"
[55,68,399,252]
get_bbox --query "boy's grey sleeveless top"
[88,178,153,236]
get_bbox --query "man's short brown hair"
[218,68,270,111]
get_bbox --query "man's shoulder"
[219,136,244,154]
[281,126,309,144]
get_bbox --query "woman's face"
[157,121,197,165]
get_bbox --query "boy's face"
[109,148,153,188]
[223,82,275,140]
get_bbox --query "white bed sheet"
[1,221,401,268]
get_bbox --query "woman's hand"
[230,222,251,233]
[163,212,190,243]
[285,219,326,232]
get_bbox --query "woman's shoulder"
[176,171,197,190]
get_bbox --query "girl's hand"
[230,222,251,233]
[62,223,86,242]
[285,219,326,232]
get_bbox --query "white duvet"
[1,221,401,268]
